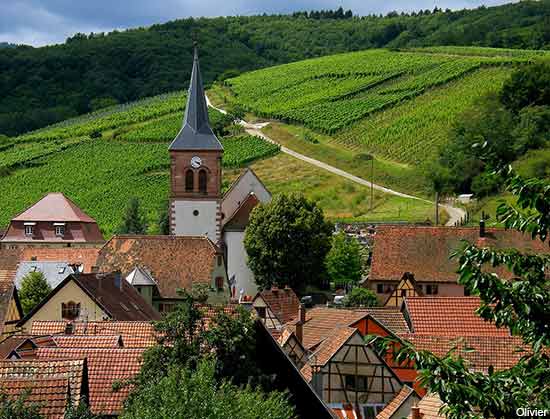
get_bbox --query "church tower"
[169,47,223,241]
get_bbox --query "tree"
[500,61,550,113]
[342,287,378,308]
[157,200,170,235]
[117,197,148,234]
[18,271,51,314]
[244,193,333,291]
[371,167,550,419]
[0,390,42,419]
[121,361,296,419]
[325,231,363,287]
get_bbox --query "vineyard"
[223,49,536,133]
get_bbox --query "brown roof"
[370,226,549,283]
[20,247,101,273]
[376,385,417,419]
[30,321,158,347]
[12,193,97,223]
[96,235,219,298]
[36,347,144,416]
[0,269,21,336]
[358,307,410,335]
[0,335,56,359]
[0,358,86,406]
[53,335,123,348]
[402,334,526,372]
[223,192,260,231]
[408,393,447,419]
[0,377,70,419]
[0,248,22,271]
[404,297,509,337]
[285,307,368,349]
[256,287,300,324]
[310,326,357,366]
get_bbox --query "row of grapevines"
[222,136,280,168]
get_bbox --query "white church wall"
[221,170,271,222]
[172,200,219,241]
[224,230,258,298]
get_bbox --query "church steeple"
[169,45,223,151]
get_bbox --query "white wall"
[224,230,257,298]
[172,200,219,241]
[221,170,271,223]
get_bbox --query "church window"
[215,276,224,291]
[198,170,207,193]
[185,170,194,191]
[61,301,80,320]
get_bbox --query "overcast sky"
[1,0,514,47]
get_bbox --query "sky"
[1,0,514,47]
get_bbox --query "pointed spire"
[169,45,223,151]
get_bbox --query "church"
[168,47,270,299]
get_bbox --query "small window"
[215,276,224,291]
[25,225,34,236]
[185,170,194,191]
[426,284,439,295]
[401,289,407,297]
[55,225,65,237]
[58,267,66,274]
[61,302,80,320]
[256,307,266,319]
[376,284,384,294]
[198,170,207,193]
[217,256,223,266]
[345,374,368,391]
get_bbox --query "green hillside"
[1,0,549,136]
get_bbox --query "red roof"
[0,268,21,336]
[36,347,144,416]
[12,193,97,223]
[20,247,101,273]
[53,335,123,348]
[0,377,70,419]
[376,385,418,419]
[310,326,357,366]
[256,287,300,324]
[30,321,158,347]
[370,226,549,283]
[404,297,509,337]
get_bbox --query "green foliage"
[2,1,549,136]
[370,168,550,419]
[157,200,170,235]
[18,271,51,314]
[500,60,550,113]
[121,360,296,419]
[190,284,210,304]
[342,287,378,308]
[0,390,42,419]
[325,232,363,287]
[117,197,148,234]
[63,402,97,419]
[244,193,333,291]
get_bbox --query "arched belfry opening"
[185,170,194,191]
[199,170,207,194]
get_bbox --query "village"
[0,47,548,419]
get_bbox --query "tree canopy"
[325,231,363,287]
[342,287,378,308]
[117,197,148,234]
[244,193,333,291]
[18,271,51,314]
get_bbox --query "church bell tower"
[169,47,223,241]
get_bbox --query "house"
[1,193,104,249]
[0,269,23,338]
[15,261,75,290]
[376,385,420,419]
[278,329,308,369]
[0,358,88,418]
[168,47,270,300]
[18,272,161,332]
[383,273,423,308]
[19,247,101,273]
[36,347,144,417]
[368,225,549,303]
[95,235,229,310]
[301,326,404,418]
[252,286,300,329]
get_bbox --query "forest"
[0,1,549,136]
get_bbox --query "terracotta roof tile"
[20,247,101,273]
[12,193,97,223]
[332,404,364,419]
[257,287,300,324]
[402,334,526,372]
[0,377,70,419]
[30,321,158,348]
[408,393,447,419]
[376,385,417,419]
[223,192,259,230]
[405,297,509,337]
[96,235,219,298]
[0,268,19,336]
[358,307,410,335]
[53,335,122,348]
[310,326,356,366]
[0,359,86,406]
[36,347,144,416]
[0,335,57,359]
[370,226,549,283]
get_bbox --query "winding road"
[205,95,466,226]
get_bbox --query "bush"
[19,271,52,314]
[343,287,378,308]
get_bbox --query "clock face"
[190,156,202,169]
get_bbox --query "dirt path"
[205,95,466,226]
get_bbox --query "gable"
[384,274,422,308]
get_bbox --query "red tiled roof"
[53,335,122,348]
[223,192,259,230]
[0,377,70,419]
[332,404,364,419]
[96,235,219,298]
[402,334,527,372]
[30,321,158,348]
[20,247,101,273]
[377,385,417,419]
[0,335,57,359]
[0,359,86,406]
[0,269,20,336]
[404,297,509,337]
[358,307,410,335]
[12,193,97,223]
[36,347,144,416]
[311,326,356,366]
[257,287,300,324]
[408,393,447,419]
[370,226,549,283]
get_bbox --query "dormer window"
[54,223,65,237]
[24,223,35,237]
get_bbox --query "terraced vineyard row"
[224,49,531,134]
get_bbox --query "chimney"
[295,304,306,344]
[411,406,422,419]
